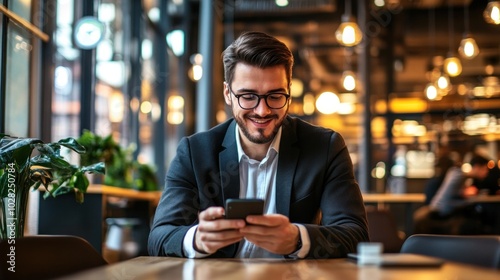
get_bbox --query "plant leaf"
[82,162,105,174]
[58,137,87,154]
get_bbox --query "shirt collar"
[235,123,282,162]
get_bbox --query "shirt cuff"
[182,225,211,258]
[286,224,310,259]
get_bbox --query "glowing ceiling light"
[341,70,357,91]
[316,91,340,114]
[336,19,363,47]
[425,83,438,100]
[444,55,462,77]
[458,36,480,59]
[335,0,362,47]
[484,1,500,24]
[437,74,450,90]
[275,0,288,7]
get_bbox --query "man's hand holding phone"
[194,199,264,254]
[194,207,246,254]
[224,198,300,255]
[195,199,299,256]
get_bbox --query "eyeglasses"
[228,86,290,110]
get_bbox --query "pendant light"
[437,73,451,92]
[342,71,357,91]
[443,1,462,77]
[335,0,362,47]
[484,1,500,25]
[425,9,443,100]
[341,48,357,91]
[444,56,462,77]
[458,2,479,59]
[425,83,438,100]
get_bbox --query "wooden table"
[466,194,500,203]
[362,193,426,209]
[56,256,500,280]
[362,193,500,235]
[87,184,162,204]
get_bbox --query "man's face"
[224,63,289,145]
[471,164,490,181]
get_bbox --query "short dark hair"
[222,31,294,88]
[469,154,490,166]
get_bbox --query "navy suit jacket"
[148,116,369,258]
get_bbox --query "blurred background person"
[413,153,491,235]
[423,147,457,205]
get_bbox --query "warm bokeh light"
[341,70,356,91]
[167,96,185,125]
[167,112,183,125]
[458,36,480,59]
[484,1,500,24]
[290,78,304,97]
[130,97,140,112]
[425,83,438,100]
[372,161,386,179]
[140,101,152,114]
[335,15,362,47]
[437,74,450,90]
[303,93,316,115]
[191,65,203,81]
[151,102,161,122]
[389,98,427,113]
[316,91,340,114]
[444,56,462,77]
[275,0,288,7]
[109,91,124,123]
[168,95,184,110]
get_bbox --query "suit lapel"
[276,117,299,217]
[220,120,240,202]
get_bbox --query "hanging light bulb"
[459,3,480,59]
[444,55,462,77]
[458,36,480,59]
[341,70,357,91]
[336,19,362,47]
[443,3,461,77]
[484,1,500,25]
[335,0,363,47]
[437,73,450,91]
[425,83,438,100]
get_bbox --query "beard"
[231,102,286,145]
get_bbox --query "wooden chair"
[0,235,108,280]
[400,234,500,269]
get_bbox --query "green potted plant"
[0,134,105,239]
[77,130,158,191]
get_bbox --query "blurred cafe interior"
[1,0,500,262]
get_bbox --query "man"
[148,31,369,259]
[414,153,492,234]
[430,153,491,216]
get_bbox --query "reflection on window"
[4,1,32,137]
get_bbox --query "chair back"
[400,234,500,269]
[366,207,405,253]
[0,235,108,279]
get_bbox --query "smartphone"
[225,198,264,220]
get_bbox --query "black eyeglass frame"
[227,84,291,110]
